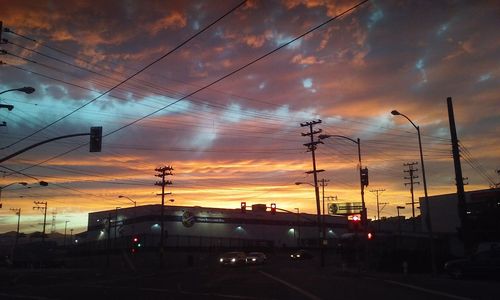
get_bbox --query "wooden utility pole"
[301,120,325,267]
[155,165,173,268]
[404,162,420,232]
[370,189,386,231]
[33,201,47,242]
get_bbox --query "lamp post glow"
[391,110,436,275]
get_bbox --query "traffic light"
[131,236,142,253]
[348,214,361,231]
[270,203,276,215]
[241,202,246,213]
[90,126,102,152]
[360,167,369,187]
[367,232,374,240]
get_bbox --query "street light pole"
[391,110,437,275]
[118,195,137,207]
[0,87,35,95]
[318,135,367,229]
[0,86,35,127]
[295,208,300,247]
[0,182,28,207]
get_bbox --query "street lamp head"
[19,87,35,94]
[294,182,302,185]
[391,110,400,116]
[19,182,28,186]
[39,181,48,186]
[118,195,124,198]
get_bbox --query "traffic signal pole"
[0,127,102,164]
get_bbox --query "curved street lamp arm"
[318,134,358,145]
[397,113,419,130]
[0,133,89,164]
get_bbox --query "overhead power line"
[0,0,247,150]
[8,0,371,175]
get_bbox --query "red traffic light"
[132,237,139,242]
[241,202,246,213]
[367,232,373,240]
[270,203,276,214]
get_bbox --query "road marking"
[0,293,52,300]
[259,271,322,300]
[76,284,265,300]
[383,279,473,300]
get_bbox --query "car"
[444,248,500,279]
[246,252,267,264]
[219,251,246,266]
[290,249,313,260]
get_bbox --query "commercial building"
[85,204,349,248]
[420,188,500,235]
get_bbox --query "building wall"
[86,205,348,247]
[420,188,500,234]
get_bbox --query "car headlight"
[231,258,236,262]
[297,254,301,258]
[219,258,223,262]
[290,254,294,258]
[252,258,256,261]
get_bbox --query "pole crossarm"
[0,133,89,164]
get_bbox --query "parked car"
[246,252,267,264]
[290,249,313,260]
[219,252,246,266]
[444,248,500,279]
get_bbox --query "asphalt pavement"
[0,252,497,300]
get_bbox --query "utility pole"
[404,162,420,232]
[50,210,57,234]
[155,165,173,269]
[320,178,329,253]
[64,221,69,246]
[10,208,21,259]
[396,206,405,234]
[447,97,469,252]
[106,212,111,267]
[295,208,300,247]
[300,120,325,267]
[33,201,47,242]
[370,189,386,231]
[319,179,330,216]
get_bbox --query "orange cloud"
[145,11,187,35]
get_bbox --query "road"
[0,252,497,300]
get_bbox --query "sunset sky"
[0,0,499,234]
